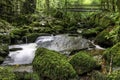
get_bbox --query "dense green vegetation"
[69,51,98,75]
[33,48,77,80]
[1,0,120,79]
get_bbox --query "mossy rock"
[24,33,41,43]
[0,44,9,57]
[103,42,120,66]
[69,51,98,75]
[15,72,40,80]
[81,27,102,38]
[0,67,16,80]
[10,28,29,44]
[33,48,77,80]
[107,70,120,80]
[80,71,106,80]
[90,71,107,80]
[95,27,114,48]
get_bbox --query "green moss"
[103,42,120,66]
[30,22,42,27]
[33,48,77,80]
[82,27,102,38]
[10,28,29,44]
[69,51,98,75]
[15,72,40,80]
[90,71,107,80]
[106,26,120,44]
[0,67,16,80]
[52,25,64,33]
[95,27,114,48]
[24,33,41,43]
[107,70,120,80]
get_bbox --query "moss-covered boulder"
[103,42,120,66]
[0,67,16,80]
[10,28,28,44]
[33,48,77,80]
[95,27,114,48]
[15,72,40,80]
[81,27,102,38]
[90,71,107,80]
[24,33,41,43]
[69,51,98,75]
[107,70,120,80]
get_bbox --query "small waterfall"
[3,34,101,65]
[2,43,37,65]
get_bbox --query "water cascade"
[3,43,37,65]
[2,34,104,65]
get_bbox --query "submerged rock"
[9,48,23,51]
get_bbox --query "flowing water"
[36,34,90,55]
[2,43,37,65]
[2,34,104,65]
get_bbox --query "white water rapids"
[2,34,105,65]
[3,43,37,65]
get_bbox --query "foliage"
[0,34,9,44]
[10,28,28,44]
[21,0,36,14]
[0,44,9,58]
[107,70,120,80]
[24,33,41,43]
[103,42,120,66]
[0,67,16,80]
[0,0,14,21]
[33,48,77,80]
[0,19,12,33]
[81,27,102,38]
[95,27,114,48]
[90,71,107,80]
[116,0,120,12]
[106,26,120,44]
[69,51,98,75]
[51,25,64,33]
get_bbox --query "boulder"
[32,48,77,80]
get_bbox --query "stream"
[2,34,104,65]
